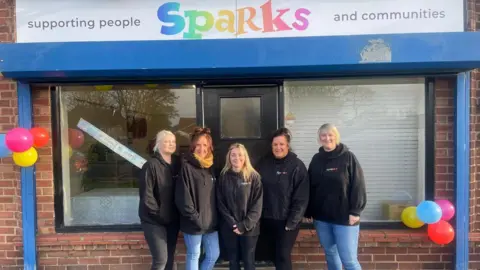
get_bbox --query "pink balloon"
[5,128,34,153]
[435,199,455,221]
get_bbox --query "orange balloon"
[30,127,50,148]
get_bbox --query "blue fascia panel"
[0,32,480,80]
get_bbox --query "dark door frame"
[195,83,284,266]
[196,83,285,129]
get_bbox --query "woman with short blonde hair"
[217,143,263,270]
[305,123,366,270]
[139,130,180,270]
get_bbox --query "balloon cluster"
[67,128,89,173]
[401,199,455,245]
[0,127,50,167]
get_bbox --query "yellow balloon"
[94,85,113,91]
[13,147,38,167]
[401,206,424,229]
[145,84,159,88]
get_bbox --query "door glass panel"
[220,97,261,138]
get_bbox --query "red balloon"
[68,129,85,149]
[428,220,455,245]
[30,127,50,148]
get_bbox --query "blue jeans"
[313,220,361,270]
[183,231,220,270]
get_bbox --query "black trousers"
[257,219,299,270]
[221,227,259,270]
[141,222,179,270]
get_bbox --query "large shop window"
[284,78,426,222]
[57,84,197,226]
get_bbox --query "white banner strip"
[77,118,147,169]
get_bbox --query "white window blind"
[284,78,425,222]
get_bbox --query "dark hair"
[270,127,292,144]
[190,127,214,153]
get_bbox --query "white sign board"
[77,118,147,169]
[16,0,464,43]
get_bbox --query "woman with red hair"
[175,127,220,270]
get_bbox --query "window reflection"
[59,84,196,226]
[220,97,261,139]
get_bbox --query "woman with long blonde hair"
[216,143,263,270]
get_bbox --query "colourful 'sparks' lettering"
[157,0,311,39]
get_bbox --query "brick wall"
[467,0,480,234]
[468,1,480,269]
[0,0,23,269]
[29,79,456,270]
[435,78,455,201]
[32,87,55,235]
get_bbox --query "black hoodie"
[255,151,309,229]
[216,170,263,236]
[305,143,367,226]
[138,153,180,225]
[175,153,217,235]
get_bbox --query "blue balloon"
[416,200,442,224]
[0,134,11,158]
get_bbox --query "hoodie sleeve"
[216,176,238,228]
[139,161,160,216]
[286,160,310,229]
[175,164,201,227]
[348,152,367,217]
[237,174,263,233]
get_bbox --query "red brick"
[121,256,143,264]
[109,265,132,270]
[65,266,87,270]
[78,258,100,264]
[87,266,106,270]
[99,257,120,264]
[375,262,399,269]
[57,258,78,265]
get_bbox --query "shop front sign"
[16,0,464,43]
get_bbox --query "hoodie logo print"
[277,171,288,175]
[326,168,338,172]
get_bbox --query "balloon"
[428,220,455,245]
[416,200,443,224]
[0,134,11,158]
[12,147,38,167]
[401,206,424,229]
[68,146,73,158]
[5,128,33,153]
[30,127,50,148]
[435,199,455,221]
[68,129,85,149]
[94,85,113,91]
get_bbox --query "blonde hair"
[153,130,176,153]
[221,143,259,183]
[318,123,341,145]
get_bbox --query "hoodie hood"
[318,143,349,159]
[153,152,172,166]
[184,152,203,168]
